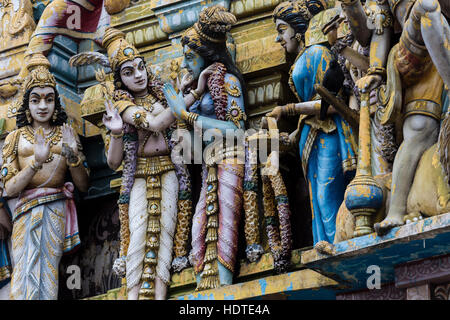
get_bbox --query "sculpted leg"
[375,114,439,235]
[406,0,450,87]
[127,285,139,300]
[154,171,178,300]
[126,179,148,300]
[154,277,167,300]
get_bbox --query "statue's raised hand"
[163,83,187,119]
[62,123,78,155]
[34,127,51,166]
[102,100,123,134]
[62,123,82,165]
[196,65,216,95]
[179,72,194,93]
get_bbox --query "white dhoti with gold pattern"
[9,184,80,300]
[126,156,178,298]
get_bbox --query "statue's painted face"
[275,19,298,54]
[28,87,56,125]
[120,58,148,95]
[181,45,205,81]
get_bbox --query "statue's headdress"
[22,54,56,92]
[102,27,143,72]
[273,0,313,28]
[306,0,331,15]
[182,5,237,46]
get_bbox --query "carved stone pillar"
[395,254,450,300]
[433,283,450,300]
[336,283,406,300]
[406,284,431,300]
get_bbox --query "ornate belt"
[135,155,175,178]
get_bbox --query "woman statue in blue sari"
[267,0,357,249]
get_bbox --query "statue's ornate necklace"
[22,125,62,163]
[135,94,157,114]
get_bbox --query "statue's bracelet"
[30,159,43,172]
[67,156,82,168]
[190,89,201,101]
[284,103,296,117]
[186,112,199,126]
[110,131,124,139]
[367,66,387,80]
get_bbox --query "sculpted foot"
[314,241,336,255]
[374,215,404,236]
[404,212,423,224]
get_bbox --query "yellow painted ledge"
[85,269,337,300]
[174,269,337,300]
[85,248,312,300]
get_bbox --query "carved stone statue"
[1,54,89,300]
[163,5,247,290]
[79,27,189,300]
[335,104,450,242]
[266,0,358,250]
[341,0,449,234]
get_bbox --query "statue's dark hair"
[16,87,68,128]
[181,34,246,96]
[306,0,326,16]
[272,3,311,37]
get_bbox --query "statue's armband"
[225,75,247,129]
[132,109,150,130]
[365,1,393,35]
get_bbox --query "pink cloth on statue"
[26,0,109,56]
[191,164,244,274]
[14,182,80,254]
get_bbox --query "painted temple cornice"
[85,248,340,300]
[0,0,36,135]
[152,0,231,34]
[230,0,284,19]
[109,0,168,53]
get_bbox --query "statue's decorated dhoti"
[9,183,80,300]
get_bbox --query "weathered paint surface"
[175,269,337,300]
[153,0,231,34]
[110,1,168,48]
[302,212,450,290]
[169,249,305,296]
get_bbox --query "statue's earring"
[52,111,58,123]
[295,33,302,43]
[115,81,122,88]
[25,109,32,123]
